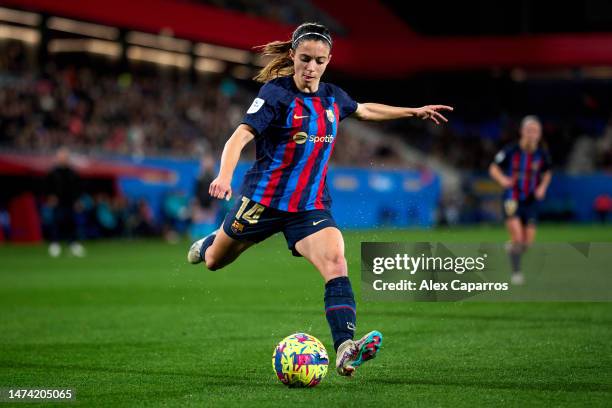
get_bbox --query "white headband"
[292,32,332,49]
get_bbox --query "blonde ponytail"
[253,40,294,83]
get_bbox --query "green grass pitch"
[1,224,611,407]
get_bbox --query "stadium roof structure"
[3,0,612,77]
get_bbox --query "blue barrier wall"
[544,173,612,222]
[323,167,440,228]
[118,157,612,226]
[468,172,612,223]
[117,158,441,229]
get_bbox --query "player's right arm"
[489,163,513,189]
[209,124,255,200]
[489,147,514,189]
[210,82,279,200]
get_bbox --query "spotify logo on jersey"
[309,135,334,143]
[292,132,334,144]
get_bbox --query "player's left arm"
[535,170,552,200]
[353,103,453,124]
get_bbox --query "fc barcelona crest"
[326,109,335,123]
[231,220,245,234]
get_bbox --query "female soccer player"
[489,116,552,285]
[187,22,453,376]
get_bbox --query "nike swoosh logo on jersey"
[294,115,309,119]
[312,219,327,226]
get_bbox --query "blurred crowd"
[0,63,245,159]
[413,116,612,172]
[373,73,612,173]
[0,44,402,167]
[8,39,612,173]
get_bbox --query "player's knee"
[204,254,223,271]
[323,251,347,277]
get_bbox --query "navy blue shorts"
[502,198,539,225]
[222,196,338,257]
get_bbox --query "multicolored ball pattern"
[272,333,329,388]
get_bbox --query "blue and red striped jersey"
[240,76,358,212]
[493,143,552,201]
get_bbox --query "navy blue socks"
[199,234,216,262]
[324,276,356,351]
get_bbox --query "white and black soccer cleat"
[187,231,218,265]
[511,272,525,285]
[187,237,206,264]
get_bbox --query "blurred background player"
[45,146,85,257]
[187,22,452,376]
[489,116,552,284]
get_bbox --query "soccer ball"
[272,333,328,387]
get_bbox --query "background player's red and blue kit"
[493,143,552,223]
